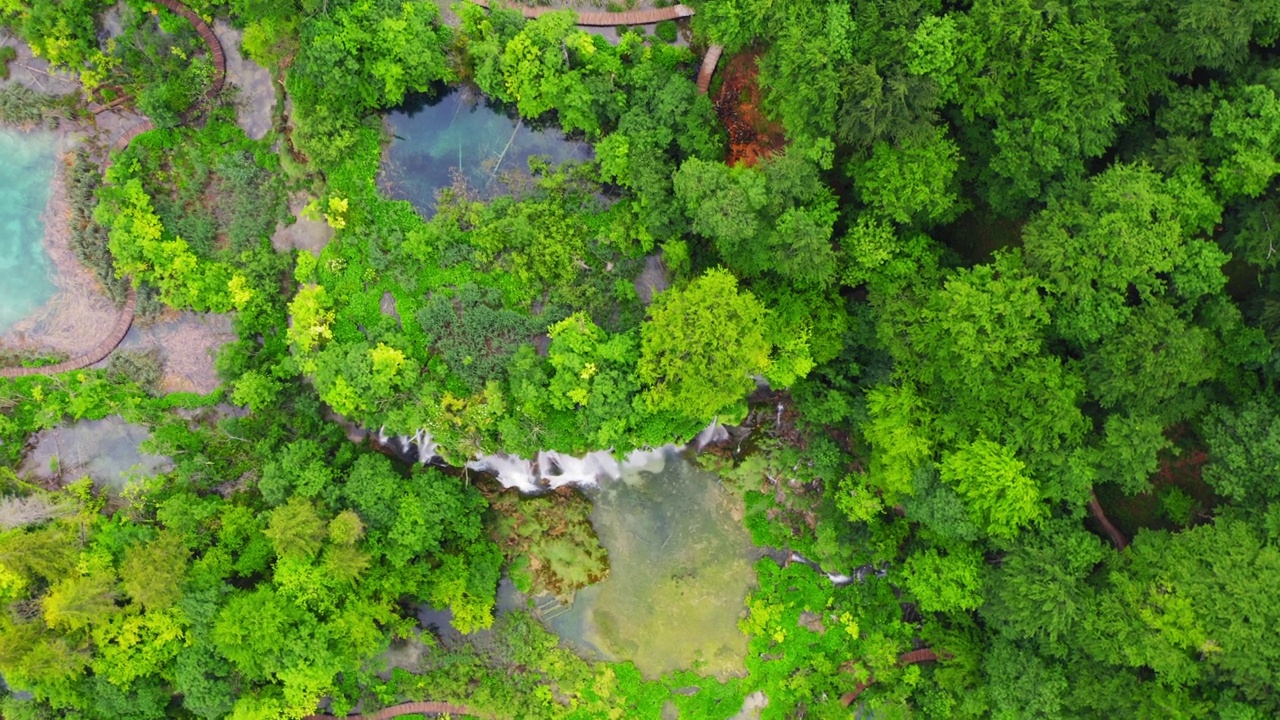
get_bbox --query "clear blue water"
[0,128,58,332]
[383,86,592,214]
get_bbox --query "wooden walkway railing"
[152,0,226,93]
[466,0,720,94]
[696,44,722,93]
[0,288,136,378]
[840,648,942,706]
[2,0,226,380]
[307,700,483,720]
[468,0,693,26]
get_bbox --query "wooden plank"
[469,0,696,26]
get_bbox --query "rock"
[634,254,669,305]
[798,611,826,635]
[214,20,274,141]
[380,291,401,326]
[729,691,768,720]
[272,194,334,255]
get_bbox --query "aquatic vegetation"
[488,487,608,599]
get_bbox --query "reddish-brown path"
[1089,488,1129,550]
[0,288,136,379]
[466,0,721,94]
[840,648,942,706]
[152,0,226,93]
[306,700,484,720]
[468,0,693,26]
[110,120,156,155]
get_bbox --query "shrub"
[106,349,165,394]
[655,20,678,44]
[0,84,63,128]
[0,46,16,80]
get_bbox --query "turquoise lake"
[0,128,58,333]
[383,86,592,215]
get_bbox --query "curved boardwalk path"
[153,0,226,93]
[467,0,720,94]
[1089,488,1129,550]
[0,288,136,379]
[840,648,942,706]
[469,0,692,26]
[307,700,483,720]
[3,0,222,380]
[696,43,723,94]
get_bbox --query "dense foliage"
[5,0,1280,716]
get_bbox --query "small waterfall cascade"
[381,418,726,494]
[469,446,679,493]
[787,551,889,587]
[693,417,730,449]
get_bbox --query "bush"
[106,350,164,393]
[655,20,678,43]
[66,152,128,304]
[0,85,64,128]
[0,46,16,80]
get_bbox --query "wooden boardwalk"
[153,0,226,93]
[839,648,943,706]
[2,0,224,381]
[307,700,483,720]
[0,288,136,379]
[467,0,720,93]
[696,44,723,93]
[468,0,693,26]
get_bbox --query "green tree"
[120,531,189,612]
[982,519,1105,651]
[638,268,774,423]
[263,498,326,560]
[1200,396,1280,503]
[673,153,840,289]
[288,0,454,163]
[1022,163,1224,346]
[902,545,985,613]
[952,0,1127,210]
[940,439,1045,541]
[850,125,963,227]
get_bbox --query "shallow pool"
[544,450,757,679]
[0,128,58,333]
[383,86,592,214]
[21,416,173,495]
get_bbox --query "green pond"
[0,128,59,332]
[544,450,758,680]
[383,86,592,215]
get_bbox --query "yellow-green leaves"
[940,439,1044,541]
[639,268,772,423]
[286,285,335,356]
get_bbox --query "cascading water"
[381,422,717,493]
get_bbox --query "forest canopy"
[2,0,1280,717]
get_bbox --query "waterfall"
[694,417,730,449]
[468,445,681,493]
[466,454,540,493]
[408,428,438,464]
[788,551,887,587]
